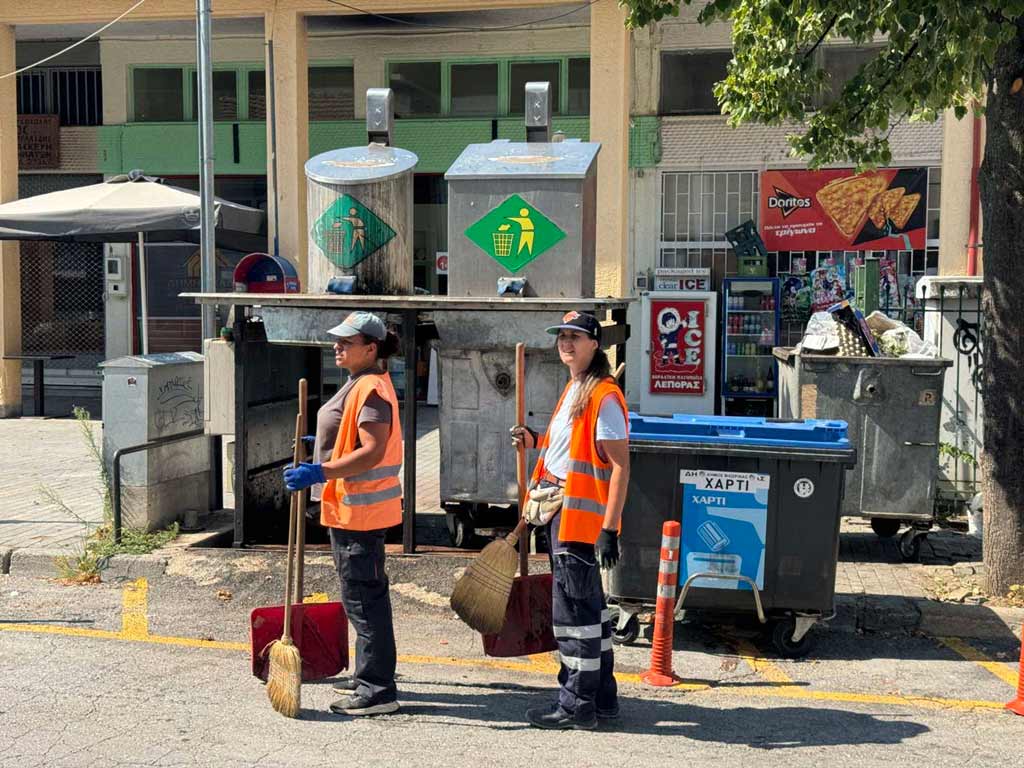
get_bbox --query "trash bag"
[879,326,939,358]
[801,312,840,353]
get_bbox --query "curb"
[6,548,170,582]
[0,547,11,575]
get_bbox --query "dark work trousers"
[329,527,398,704]
[547,507,617,717]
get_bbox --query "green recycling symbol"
[312,194,396,269]
[464,194,566,273]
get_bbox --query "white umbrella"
[0,171,266,353]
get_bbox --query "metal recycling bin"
[304,90,417,295]
[773,348,952,550]
[606,414,855,657]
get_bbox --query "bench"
[1,354,75,417]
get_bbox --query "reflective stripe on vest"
[320,371,404,532]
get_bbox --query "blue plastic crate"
[628,413,850,450]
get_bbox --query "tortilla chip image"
[815,174,889,239]
[868,187,905,229]
[889,192,921,229]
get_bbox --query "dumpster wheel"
[606,604,640,645]
[870,518,901,539]
[769,618,814,658]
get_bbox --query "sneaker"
[526,705,597,731]
[329,695,400,716]
[331,678,358,695]
[596,704,620,720]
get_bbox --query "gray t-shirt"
[310,369,392,501]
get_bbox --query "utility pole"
[196,0,216,339]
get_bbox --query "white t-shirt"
[541,381,628,480]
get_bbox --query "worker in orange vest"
[284,311,403,717]
[511,310,630,730]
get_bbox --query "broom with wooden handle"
[266,383,306,718]
[451,343,529,634]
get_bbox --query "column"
[938,108,979,276]
[266,10,309,287]
[0,25,21,418]
[589,0,632,297]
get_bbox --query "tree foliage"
[619,0,1023,167]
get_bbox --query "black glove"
[595,528,620,570]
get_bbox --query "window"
[309,65,355,120]
[134,68,184,122]
[17,71,48,115]
[450,63,498,116]
[509,61,560,115]
[821,46,883,103]
[191,70,238,121]
[248,70,266,120]
[659,51,730,115]
[390,62,442,116]
[567,57,590,115]
[17,69,103,126]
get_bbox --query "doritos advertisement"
[760,168,927,251]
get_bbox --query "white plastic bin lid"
[99,351,204,369]
[305,144,419,184]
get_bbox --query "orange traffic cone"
[1007,623,1024,716]
[642,520,681,687]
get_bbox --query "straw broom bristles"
[449,523,524,634]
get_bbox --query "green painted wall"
[98,116,656,176]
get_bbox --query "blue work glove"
[595,529,620,570]
[283,462,325,492]
[300,435,316,447]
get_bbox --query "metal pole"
[197,0,216,339]
[402,310,417,554]
[137,232,149,354]
[267,40,280,259]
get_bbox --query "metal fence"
[17,67,103,126]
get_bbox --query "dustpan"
[251,382,349,681]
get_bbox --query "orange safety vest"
[320,371,403,531]
[530,377,628,545]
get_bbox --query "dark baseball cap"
[545,310,602,343]
[327,311,387,340]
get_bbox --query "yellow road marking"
[0,621,1007,713]
[734,639,793,685]
[937,636,1020,688]
[303,593,330,604]
[121,578,149,639]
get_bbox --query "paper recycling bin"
[773,348,952,556]
[606,414,855,657]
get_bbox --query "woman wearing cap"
[511,310,629,730]
[284,311,403,717]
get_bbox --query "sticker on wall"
[312,194,396,269]
[464,194,565,273]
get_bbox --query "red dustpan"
[482,343,556,658]
[250,379,349,682]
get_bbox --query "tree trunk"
[978,21,1024,595]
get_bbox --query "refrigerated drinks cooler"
[721,277,780,416]
[639,291,718,415]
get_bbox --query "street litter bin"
[773,348,952,557]
[606,414,856,658]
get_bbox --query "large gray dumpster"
[100,352,209,531]
[774,348,952,554]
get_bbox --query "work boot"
[331,678,358,694]
[526,704,597,731]
[329,694,400,717]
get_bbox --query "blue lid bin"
[607,414,856,657]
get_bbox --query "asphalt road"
[2,571,1022,767]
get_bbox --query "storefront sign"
[649,298,706,395]
[680,469,769,591]
[435,251,448,275]
[760,168,927,251]
[18,115,60,169]
[654,267,711,291]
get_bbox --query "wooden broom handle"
[282,410,303,642]
[515,343,528,577]
[294,378,308,605]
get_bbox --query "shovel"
[251,378,350,682]
[482,343,557,657]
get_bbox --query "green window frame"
[385,55,590,118]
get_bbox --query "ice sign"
[680,469,769,591]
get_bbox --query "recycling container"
[773,348,952,546]
[607,414,856,657]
